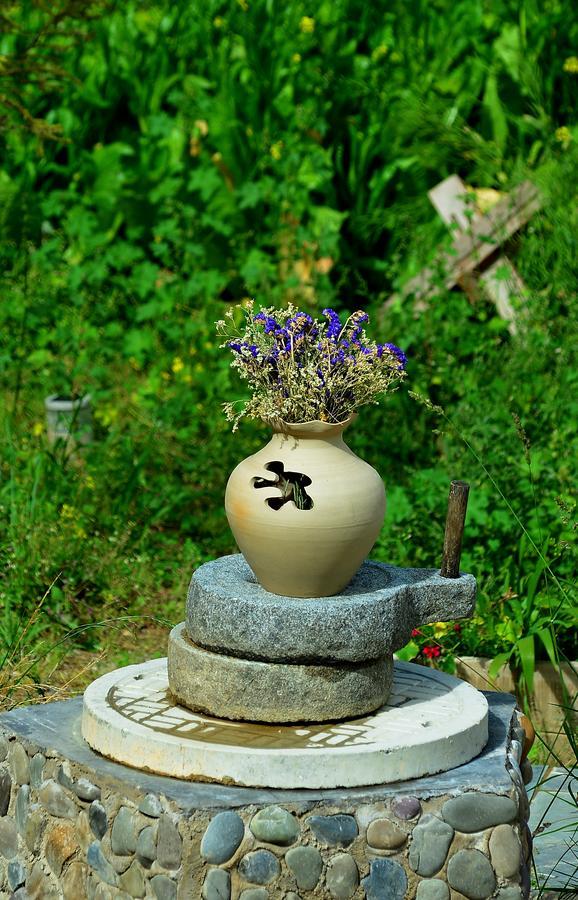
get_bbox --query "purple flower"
[287,311,314,332]
[344,310,369,344]
[330,348,347,365]
[323,308,342,341]
[254,312,280,334]
[227,340,259,358]
[377,342,407,370]
[294,313,319,341]
[276,327,292,351]
[385,342,407,369]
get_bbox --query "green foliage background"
[0,0,577,696]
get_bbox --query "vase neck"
[269,418,353,441]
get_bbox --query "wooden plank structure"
[385,175,542,333]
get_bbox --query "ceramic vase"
[225,418,386,597]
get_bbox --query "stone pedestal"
[82,659,488,788]
[0,692,531,899]
[170,555,477,722]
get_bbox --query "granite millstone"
[168,623,393,723]
[185,554,476,663]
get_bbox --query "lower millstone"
[167,623,393,723]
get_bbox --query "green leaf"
[488,650,512,681]
[483,70,508,152]
[395,641,420,662]
[516,634,535,695]
[123,328,155,358]
[493,24,521,84]
[27,349,53,368]
[536,628,558,668]
[523,545,549,608]
[309,206,348,239]
[237,181,267,210]
[367,157,419,210]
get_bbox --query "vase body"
[225,419,386,597]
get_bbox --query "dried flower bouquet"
[217,301,406,429]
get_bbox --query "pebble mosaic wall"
[0,712,532,899]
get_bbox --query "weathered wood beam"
[427,174,528,333]
[428,175,486,304]
[479,256,526,335]
[384,180,541,309]
[428,174,478,231]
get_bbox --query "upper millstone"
[185,554,476,663]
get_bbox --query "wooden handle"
[440,480,470,578]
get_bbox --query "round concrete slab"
[167,623,393,722]
[185,554,476,662]
[82,659,489,789]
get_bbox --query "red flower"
[422,645,441,659]
[411,628,421,638]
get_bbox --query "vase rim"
[268,414,356,437]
